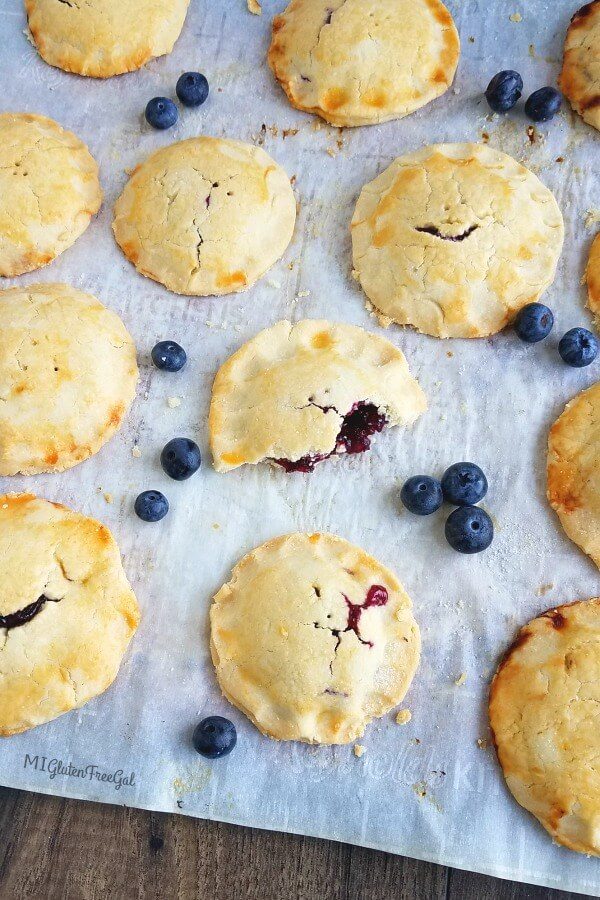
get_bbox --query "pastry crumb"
[297,290,310,298]
[247,0,261,14]
[167,396,181,408]
[132,445,142,458]
[526,125,538,144]
[396,709,412,725]
[353,744,366,758]
[103,492,113,504]
[477,738,489,750]
[412,781,427,799]
[282,128,299,139]
[528,43,536,57]
[326,147,337,158]
[536,582,554,597]
[585,208,600,229]
[212,523,221,531]
[509,12,522,22]
[454,672,467,686]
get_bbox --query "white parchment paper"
[1,0,599,893]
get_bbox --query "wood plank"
[0,788,593,900]
[447,866,591,900]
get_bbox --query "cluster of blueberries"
[484,70,561,122]
[401,463,493,554]
[145,71,209,130]
[134,340,201,522]
[514,303,598,367]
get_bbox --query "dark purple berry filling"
[274,401,387,473]
[315,584,389,659]
[0,595,55,630]
[342,584,388,648]
[415,224,478,242]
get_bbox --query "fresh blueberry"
[485,70,523,113]
[558,327,599,368]
[151,340,187,372]
[160,437,201,480]
[176,72,209,108]
[400,476,443,516]
[524,87,562,122]
[145,97,178,130]
[134,490,169,522]
[193,716,237,759]
[441,462,488,506]
[514,303,554,343]
[445,506,494,554]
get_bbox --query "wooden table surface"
[0,787,591,900]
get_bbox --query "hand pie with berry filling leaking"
[489,598,600,856]
[0,283,138,476]
[559,0,600,132]
[547,380,600,570]
[0,494,140,736]
[113,137,296,297]
[24,0,190,78]
[268,0,459,127]
[351,143,564,338]
[209,319,426,473]
[211,532,420,743]
[0,113,102,277]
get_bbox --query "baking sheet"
[1,0,599,893]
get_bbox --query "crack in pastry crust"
[489,598,600,856]
[112,137,296,297]
[559,0,600,132]
[210,532,420,744]
[0,494,140,736]
[268,0,459,127]
[209,319,426,472]
[547,380,600,570]
[586,232,600,327]
[25,0,190,78]
[351,143,564,339]
[0,113,102,277]
[0,283,138,476]
[0,595,61,631]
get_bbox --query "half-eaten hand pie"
[209,319,426,473]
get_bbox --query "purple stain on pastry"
[0,595,57,630]
[342,584,388,648]
[274,401,387,472]
[314,584,389,655]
